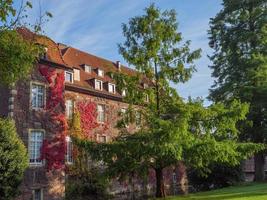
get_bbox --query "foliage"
[188,164,244,192]
[76,4,264,198]
[39,65,67,170]
[0,29,41,86]
[208,0,267,180]
[65,168,110,200]
[66,111,110,200]
[0,118,28,200]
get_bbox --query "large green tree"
[76,4,263,198]
[0,118,28,200]
[208,0,267,181]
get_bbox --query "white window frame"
[84,65,91,73]
[65,99,74,119]
[135,111,141,127]
[97,134,107,143]
[97,104,105,123]
[95,79,103,91]
[108,83,116,94]
[73,69,80,81]
[29,129,44,166]
[33,188,43,200]
[121,89,126,97]
[31,82,45,110]
[65,71,73,83]
[145,94,149,102]
[65,136,73,164]
[121,108,129,128]
[97,69,104,77]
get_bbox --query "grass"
[162,183,267,200]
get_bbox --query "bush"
[0,118,28,200]
[65,167,110,200]
[188,164,244,192]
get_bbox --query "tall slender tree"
[208,0,267,181]
[76,4,263,198]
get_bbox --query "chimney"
[116,61,121,71]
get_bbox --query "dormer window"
[65,71,73,83]
[97,69,104,77]
[84,65,91,73]
[95,79,103,90]
[108,83,116,94]
[73,69,80,81]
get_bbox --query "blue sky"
[28,0,222,104]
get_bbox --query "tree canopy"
[75,4,264,198]
[208,0,267,181]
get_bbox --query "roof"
[17,27,69,67]
[17,28,151,98]
[60,46,138,97]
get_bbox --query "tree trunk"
[177,162,188,195]
[254,152,265,181]
[155,168,165,198]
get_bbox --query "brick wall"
[13,64,65,200]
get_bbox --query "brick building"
[0,28,266,199]
[0,28,154,200]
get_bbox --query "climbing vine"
[39,65,67,170]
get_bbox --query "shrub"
[0,118,28,200]
[188,164,244,192]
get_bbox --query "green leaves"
[119,3,201,84]
[0,29,41,86]
[0,118,28,200]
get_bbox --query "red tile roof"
[17,27,69,67]
[60,46,138,96]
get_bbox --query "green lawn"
[163,183,267,200]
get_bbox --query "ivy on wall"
[39,65,67,170]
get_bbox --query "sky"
[27,0,223,105]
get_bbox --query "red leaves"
[39,65,67,171]
[76,101,98,139]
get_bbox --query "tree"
[0,118,28,200]
[208,0,267,181]
[75,4,263,198]
[0,0,52,86]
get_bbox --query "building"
[0,28,156,200]
[0,28,266,199]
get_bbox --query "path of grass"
[163,183,267,200]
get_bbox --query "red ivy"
[39,65,67,171]
[76,101,98,139]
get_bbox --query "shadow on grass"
[165,183,267,200]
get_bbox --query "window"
[108,83,116,94]
[97,69,104,77]
[95,79,103,91]
[98,135,107,143]
[29,130,44,165]
[143,83,148,89]
[73,69,80,81]
[84,65,91,73]
[31,84,45,109]
[136,111,141,127]
[97,104,105,123]
[65,100,74,119]
[33,188,43,200]
[65,71,73,83]
[121,108,129,127]
[121,89,126,97]
[145,94,149,102]
[65,136,73,164]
